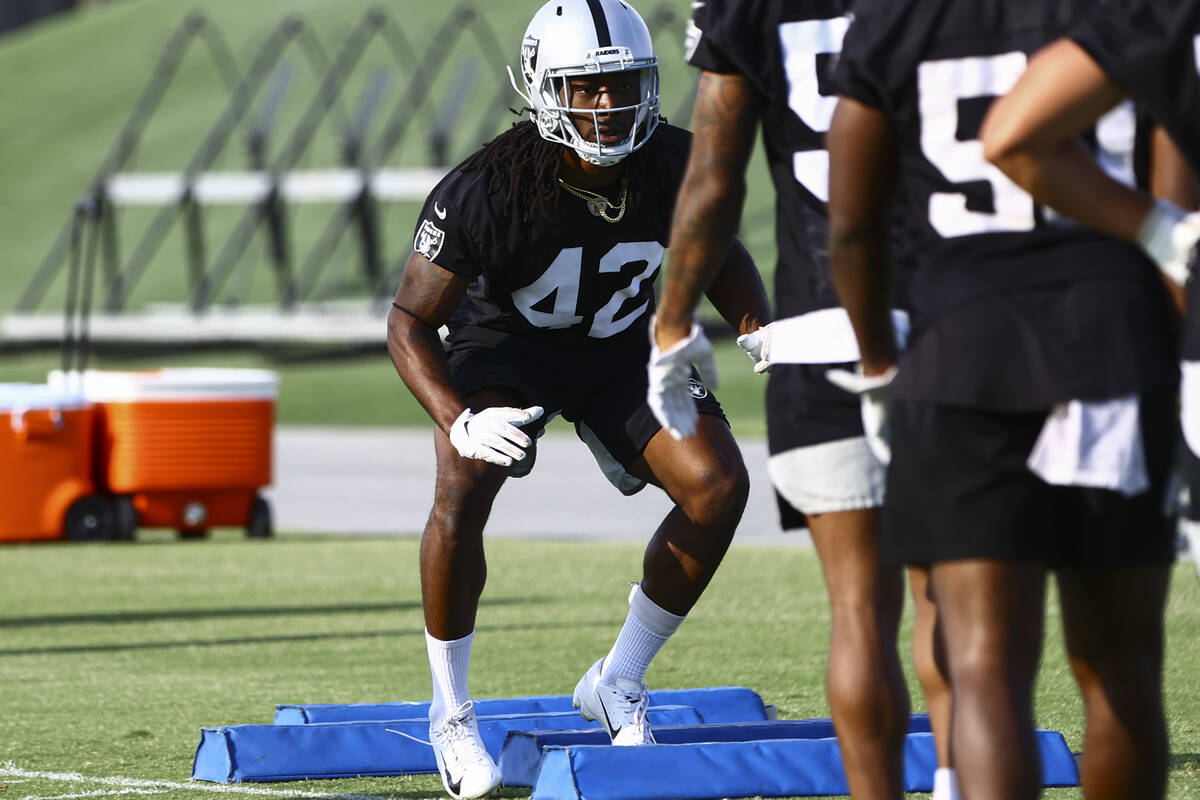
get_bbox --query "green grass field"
[1,534,1198,800]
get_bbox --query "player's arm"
[980,39,1149,241]
[656,69,765,349]
[826,96,898,376]
[387,251,472,434]
[704,237,771,336]
[982,38,1200,289]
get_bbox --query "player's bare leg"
[808,508,909,800]
[930,560,1046,800]
[419,387,525,798]
[573,414,748,744]
[1057,566,1169,800]
[421,387,524,640]
[908,565,957,799]
[632,413,750,614]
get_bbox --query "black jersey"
[686,0,852,318]
[411,123,692,349]
[1072,0,1200,360]
[834,0,1177,409]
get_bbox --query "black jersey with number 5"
[1071,0,1200,360]
[686,0,853,319]
[833,0,1177,408]
[411,123,692,350]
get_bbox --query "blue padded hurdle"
[273,686,767,725]
[191,706,703,783]
[528,730,1079,799]
[500,717,935,786]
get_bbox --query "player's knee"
[429,467,502,534]
[676,459,749,529]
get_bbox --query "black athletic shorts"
[447,331,727,470]
[884,393,1177,569]
[766,362,863,455]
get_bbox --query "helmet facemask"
[507,1,661,167]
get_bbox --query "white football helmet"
[508,0,660,167]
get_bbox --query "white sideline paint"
[0,764,394,800]
[36,790,167,799]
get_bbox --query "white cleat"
[572,657,655,745]
[429,700,502,799]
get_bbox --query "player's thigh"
[636,413,748,505]
[575,362,737,496]
[1055,565,1169,673]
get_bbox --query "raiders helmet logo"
[414,219,445,261]
[521,35,539,86]
[688,378,708,399]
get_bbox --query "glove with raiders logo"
[448,405,544,467]
[647,317,718,441]
[1136,198,1200,287]
[826,365,898,465]
[736,323,774,374]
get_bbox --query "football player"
[828,0,1178,797]
[649,2,948,798]
[980,0,1200,578]
[386,1,769,797]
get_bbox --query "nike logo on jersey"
[434,201,447,220]
[692,1,704,7]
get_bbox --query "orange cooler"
[0,383,105,541]
[53,368,277,537]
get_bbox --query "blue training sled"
[191,706,704,783]
[500,717,932,786]
[273,685,769,725]
[526,729,1079,800]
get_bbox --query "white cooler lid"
[0,382,89,412]
[48,368,279,401]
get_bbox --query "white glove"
[826,365,898,465]
[647,317,718,441]
[448,405,544,467]
[1136,199,1200,287]
[736,323,773,374]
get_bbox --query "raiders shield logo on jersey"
[414,219,445,261]
[688,378,708,399]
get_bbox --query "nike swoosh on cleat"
[599,700,623,739]
[446,771,463,797]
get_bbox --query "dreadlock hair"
[461,114,674,223]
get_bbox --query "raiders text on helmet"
[508,0,661,166]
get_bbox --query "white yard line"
[0,765,404,800]
[37,789,168,799]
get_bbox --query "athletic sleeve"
[410,169,493,278]
[1070,0,1177,109]
[831,0,895,111]
[685,0,742,74]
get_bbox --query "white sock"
[425,628,473,725]
[601,583,685,684]
[932,766,962,800]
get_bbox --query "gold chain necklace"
[557,177,628,223]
